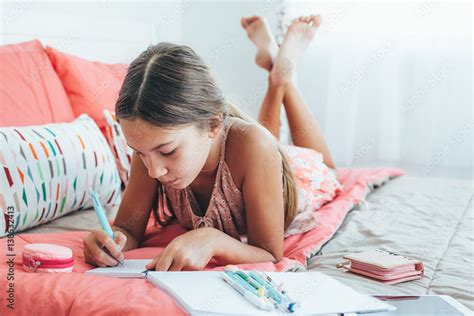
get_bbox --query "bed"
[17,174,473,312]
[306,175,474,311]
[2,5,472,313]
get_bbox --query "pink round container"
[22,243,74,273]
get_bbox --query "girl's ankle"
[268,71,290,90]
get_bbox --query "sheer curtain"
[277,1,472,178]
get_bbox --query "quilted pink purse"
[337,249,424,285]
[22,243,74,273]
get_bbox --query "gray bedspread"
[306,175,473,311]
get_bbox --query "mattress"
[21,205,119,234]
[19,175,473,311]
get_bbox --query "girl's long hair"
[115,42,298,230]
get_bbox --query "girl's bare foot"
[241,16,279,71]
[271,15,322,86]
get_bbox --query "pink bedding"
[0,167,404,315]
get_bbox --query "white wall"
[180,1,284,117]
[286,2,472,177]
[1,0,471,179]
[0,1,183,63]
[180,0,294,144]
[181,1,473,179]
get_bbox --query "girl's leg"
[256,77,285,139]
[281,82,335,168]
[242,14,335,168]
[272,15,335,168]
[257,75,335,169]
[240,16,278,72]
[241,15,282,138]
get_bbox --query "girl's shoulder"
[225,118,281,189]
[227,117,277,147]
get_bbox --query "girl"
[83,14,341,271]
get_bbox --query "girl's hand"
[145,227,218,271]
[83,230,127,267]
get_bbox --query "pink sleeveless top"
[158,116,343,241]
[161,117,246,240]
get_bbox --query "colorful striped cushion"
[0,114,121,237]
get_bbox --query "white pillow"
[103,109,133,187]
[0,114,121,237]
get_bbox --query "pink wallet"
[337,249,424,285]
[22,243,74,273]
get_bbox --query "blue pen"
[88,188,124,266]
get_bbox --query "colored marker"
[223,266,300,313]
[222,273,274,311]
[256,271,301,312]
[234,270,265,291]
[248,271,285,304]
[224,271,258,295]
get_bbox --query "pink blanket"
[0,168,404,315]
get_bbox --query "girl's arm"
[217,125,285,263]
[146,124,288,271]
[145,126,286,271]
[112,151,158,251]
[211,228,277,264]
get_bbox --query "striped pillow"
[0,114,121,237]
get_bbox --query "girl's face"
[120,118,219,189]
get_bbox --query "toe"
[300,16,309,23]
[241,16,257,28]
[309,14,322,27]
[248,16,260,24]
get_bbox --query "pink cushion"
[45,46,128,130]
[0,40,75,126]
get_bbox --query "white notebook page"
[146,271,396,315]
[85,259,152,278]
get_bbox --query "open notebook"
[85,259,151,278]
[85,260,395,315]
